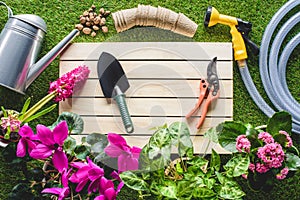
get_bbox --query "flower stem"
[21,92,57,122]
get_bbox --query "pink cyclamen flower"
[236,135,251,153]
[69,157,104,193]
[48,65,90,102]
[94,176,122,200]
[276,167,289,180]
[257,142,285,168]
[258,132,274,144]
[104,133,142,172]
[16,125,38,157]
[42,168,70,200]
[255,162,270,173]
[30,121,68,173]
[279,130,293,148]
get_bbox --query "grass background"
[0,0,299,199]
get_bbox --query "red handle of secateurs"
[196,90,220,129]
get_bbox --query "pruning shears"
[186,57,220,129]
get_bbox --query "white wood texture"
[59,42,233,154]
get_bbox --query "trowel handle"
[114,94,134,133]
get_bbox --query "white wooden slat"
[71,134,230,154]
[73,79,232,98]
[59,98,232,117]
[60,42,232,61]
[78,116,232,135]
[60,60,233,79]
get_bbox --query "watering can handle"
[0,1,13,18]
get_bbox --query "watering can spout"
[25,29,79,89]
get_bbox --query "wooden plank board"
[59,42,233,154]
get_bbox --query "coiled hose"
[239,0,300,134]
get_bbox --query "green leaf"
[186,156,209,173]
[138,144,151,170]
[159,181,177,199]
[217,122,248,152]
[120,171,149,191]
[286,153,300,171]
[210,149,221,171]
[218,178,245,199]
[86,132,108,145]
[20,97,31,115]
[267,111,292,135]
[204,127,219,143]
[23,104,57,123]
[224,154,250,177]
[193,187,216,198]
[74,145,90,160]
[63,136,77,155]
[169,122,194,158]
[176,162,183,174]
[52,112,84,134]
[176,181,194,199]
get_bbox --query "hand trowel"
[97,52,134,133]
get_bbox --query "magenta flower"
[248,163,255,173]
[279,130,293,148]
[42,168,70,200]
[16,125,38,157]
[94,176,122,200]
[236,135,251,153]
[258,132,274,144]
[1,113,21,132]
[276,167,289,180]
[48,65,90,102]
[255,162,270,173]
[69,157,104,193]
[104,133,142,172]
[30,121,68,173]
[257,142,285,168]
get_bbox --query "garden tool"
[204,6,259,67]
[97,52,134,133]
[186,57,220,129]
[0,1,79,94]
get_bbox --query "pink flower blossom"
[29,121,69,173]
[42,168,70,200]
[1,112,21,132]
[276,167,289,180]
[236,135,251,153]
[242,174,248,179]
[258,132,274,144]
[69,157,104,193]
[279,130,293,148]
[257,142,285,168]
[94,176,123,200]
[16,125,38,157]
[248,163,255,172]
[104,133,142,172]
[255,162,270,173]
[48,65,90,102]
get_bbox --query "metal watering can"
[0,2,79,94]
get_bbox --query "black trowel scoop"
[97,52,134,133]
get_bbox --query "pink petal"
[107,133,127,149]
[131,146,142,159]
[116,181,124,194]
[52,150,68,173]
[88,178,100,194]
[30,144,53,159]
[53,121,69,146]
[75,178,89,192]
[18,125,34,137]
[27,140,37,154]
[36,124,55,145]
[42,187,63,195]
[104,144,123,158]
[16,138,26,157]
[94,195,105,200]
[104,187,116,200]
[88,168,104,181]
[126,157,139,171]
[71,161,87,169]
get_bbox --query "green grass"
[0,0,299,199]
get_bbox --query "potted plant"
[204,111,300,191]
[119,122,248,199]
